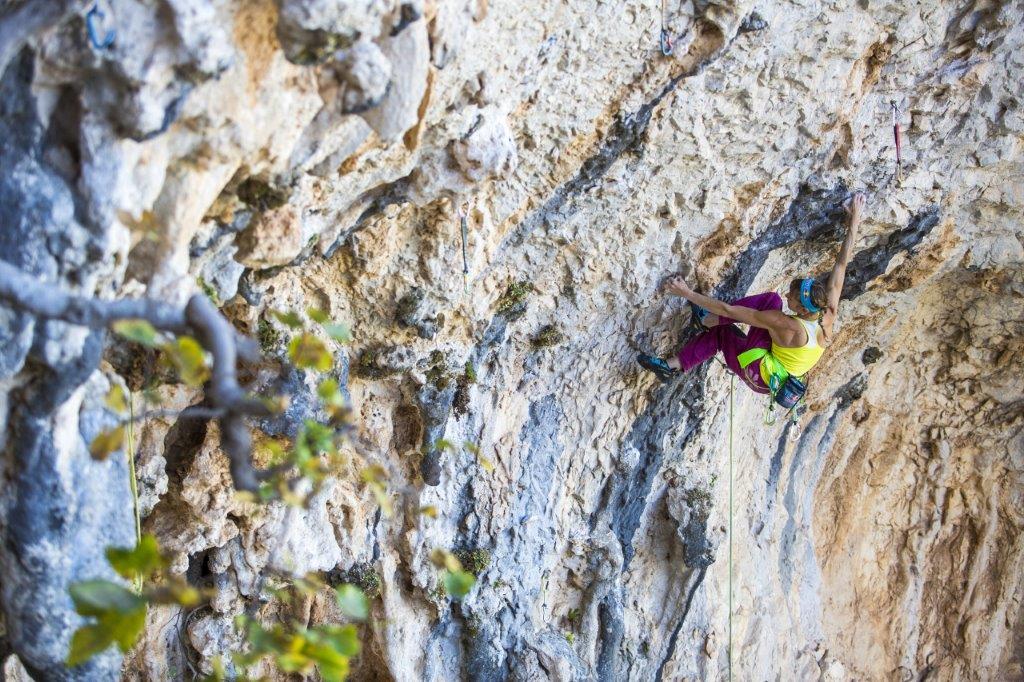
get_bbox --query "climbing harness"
[890,100,903,183]
[85,0,116,50]
[736,348,807,425]
[459,208,469,292]
[727,375,734,682]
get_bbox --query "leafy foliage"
[336,584,369,621]
[112,319,160,347]
[106,535,166,581]
[360,464,393,517]
[429,549,477,601]
[74,303,413,675]
[67,536,199,668]
[272,309,304,329]
[89,426,125,461]
[67,580,147,666]
[288,333,332,371]
[104,384,128,414]
[464,441,494,472]
[235,617,358,682]
[163,336,210,387]
[232,574,367,681]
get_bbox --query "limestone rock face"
[0,0,1022,680]
[236,204,304,268]
[358,15,430,141]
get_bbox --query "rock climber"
[638,193,866,397]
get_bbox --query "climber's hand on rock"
[664,276,692,297]
[847,192,865,218]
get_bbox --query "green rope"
[728,374,734,682]
[126,391,142,591]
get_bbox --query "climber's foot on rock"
[637,353,678,383]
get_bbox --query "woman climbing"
[638,193,865,397]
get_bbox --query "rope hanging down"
[727,375,734,682]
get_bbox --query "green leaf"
[443,569,476,600]
[463,441,480,455]
[359,464,386,485]
[306,307,329,324]
[316,624,360,657]
[300,420,335,456]
[70,580,145,617]
[433,438,454,452]
[367,481,393,518]
[303,637,351,682]
[429,549,462,572]
[164,336,209,387]
[106,535,166,581]
[272,310,304,329]
[336,585,369,621]
[203,656,227,682]
[323,323,352,344]
[317,378,340,403]
[276,651,311,673]
[105,385,128,415]
[288,333,332,371]
[89,426,125,461]
[103,602,147,651]
[67,624,114,667]
[313,656,350,682]
[112,319,159,347]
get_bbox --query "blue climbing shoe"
[688,302,709,333]
[637,353,677,383]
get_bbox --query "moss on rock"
[531,324,564,349]
[454,548,490,577]
[237,177,289,212]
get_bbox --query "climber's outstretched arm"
[664,277,789,333]
[824,192,864,315]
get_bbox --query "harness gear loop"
[86,0,116,50]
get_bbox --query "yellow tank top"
[760,317,824,384]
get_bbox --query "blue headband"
[799,278,820,313]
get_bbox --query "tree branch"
[0,258,270,491]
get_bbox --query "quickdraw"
[459,207,469,292]
[659,0,688,56]
[86,0,116,50]
[890,100,903,183]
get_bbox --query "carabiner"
[86,1,116,50]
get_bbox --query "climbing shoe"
[688,302,710,333]
[637,353,677,383]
